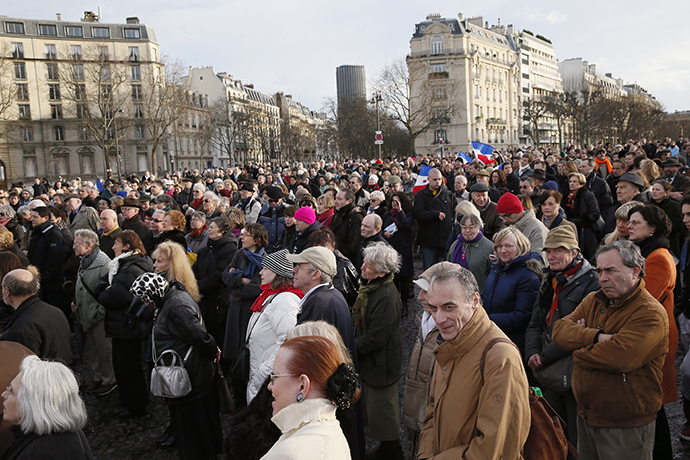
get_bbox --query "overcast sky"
[6,1,690,114]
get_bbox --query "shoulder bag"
[150,325,193,398]
[230,310,262,382]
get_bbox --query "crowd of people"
[1,135,690,460]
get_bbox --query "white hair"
[362,241,401,274]
[17,356,87,435]
[203,191,220,205]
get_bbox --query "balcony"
[487,117,506,126]
[429,71,449,79]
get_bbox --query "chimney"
[56,13,62,21]
[126,17,140,24]
[458,12,464,20]
[498,18,501,26]
[246,83,254,89]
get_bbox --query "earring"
[296,392,304,403]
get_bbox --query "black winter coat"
[382,210,415,278]
[414,186,456,249]
[158,230,188,251]
[563,188,601,260]
[151,282,218,403]
[193,233,239,304]
[95,253,154,338]
[585,172,614,222]
[331,203,364,262]
[1,427,92,460]
[121,215,150,241]
[27,221,70,293]
[332,250,359,307]
[287,221,321,254]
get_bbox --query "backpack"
[481,338,578,460]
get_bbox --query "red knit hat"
[496,193,523,214]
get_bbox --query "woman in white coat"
[246,249,304,402]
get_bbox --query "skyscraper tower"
[336,65,366,107]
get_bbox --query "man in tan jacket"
[553,241,668,460]
[418,264,530,460]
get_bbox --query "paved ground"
[74,258,690,459]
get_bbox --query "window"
[16,83,29,101]
[430,63,446,73]
[6,22,25,34]
[433,86,447,100]
[18,104,30,119]
[79,149,95,174]
[128,47,139,62]
[76,104,86,119]
[22,127,33,142]
[71,45,82,60]
[101,66,111,81]
[137,146,148,171]
[14,62,26,80]
[11,43,24,58]
[75,84,86,101]
[101,84,112,98]
[46,63,59,81]
[49,83,61,100]
[53,150,69,175]
[105,105,114,120]
[54,125,65,141]
[98,46,109,61]
[24,154,37,178]
[131,84,142,100]
[131,65,141,81]
[65,26,83,37]
[92,27,110,38]
[133,104,144,119]
[79,127,89,140]
[124,28,141,39]
[39,24,58,36]
[73,64,84,81]
[51,104,63,119]
[136,125,145,139]
[431,36,443,55]
[44,44,57,60]
[434,130,447,143]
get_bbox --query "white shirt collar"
[299,283,330,309]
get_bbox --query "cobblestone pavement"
[74,258,690,459]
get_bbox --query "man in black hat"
[469,183,503,240]
[259,186,288,251]
[236,181,261,224]
[120,197,149,240]
[661,157,690,200]
[604,172,647,234]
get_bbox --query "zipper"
[623,373,642,411]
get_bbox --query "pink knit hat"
[496,193,524,214]
[294,207,316,225]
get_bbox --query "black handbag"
[215,364,235,414]
[533,332,573,393]
[230,311,261,382]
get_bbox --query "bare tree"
[374,57,459,155]
[59,45,131,176]
[139,56,187,170]
[0,43,15,139]
[522,97,550,146]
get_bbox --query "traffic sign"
[375,133,383,141]
[375,140,383,145]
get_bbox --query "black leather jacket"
[333,249,359,307]
[151,282,218,403]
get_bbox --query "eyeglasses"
[269,373,297,384]
[461,225,479,231]
[203,199,212,203]
[495,243,517,251]
[4,384,14,396]
[152,218,164,223]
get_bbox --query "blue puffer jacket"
[480,252,543,352]
[258,203,286,251]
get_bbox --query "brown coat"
[552,279,668,427]
[418,307,530,460]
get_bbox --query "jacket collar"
[436,306,491,360]
[594,278,647,308]
[271,398,337,434]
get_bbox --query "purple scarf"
[452,231,483,268]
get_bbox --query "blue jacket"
[480,252,543,352]
[259,203,286,251]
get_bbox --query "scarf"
[565,189,578,210]
[79,248,100,270]
[190,226,207,239]
[595,157,613,173]
[316,208,334,228]
[635,233,671,258]
[108,250,135,283]
[251,283,304,313]
[227,248,265,280]
[542,212,563,230]
[451,230,484,268]
[192,198,203,210]
[390,208,402,228]
[546,258,582,325]
[353,274,395,329]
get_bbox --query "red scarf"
[192,198,203,210]
[316,208,334,228]
[251,283,304,313]
[547,261,582,325]
[190,225,207,239]
[595,157,613,174]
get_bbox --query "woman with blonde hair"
[481,227,543,355]
[223,206,246,238]
[603,201,644,244]
[152,241,200,302]
[159,210,187,250]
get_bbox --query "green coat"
[446,235,494,291]
[354,274,402,388]
[75,249,111,331]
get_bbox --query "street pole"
[371,92,383,159]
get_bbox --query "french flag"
[456,151,473,164]
[413,165,433,194]
[472,141,496,165]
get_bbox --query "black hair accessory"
[326,363,360,410]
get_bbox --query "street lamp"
[370,92,383,159]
